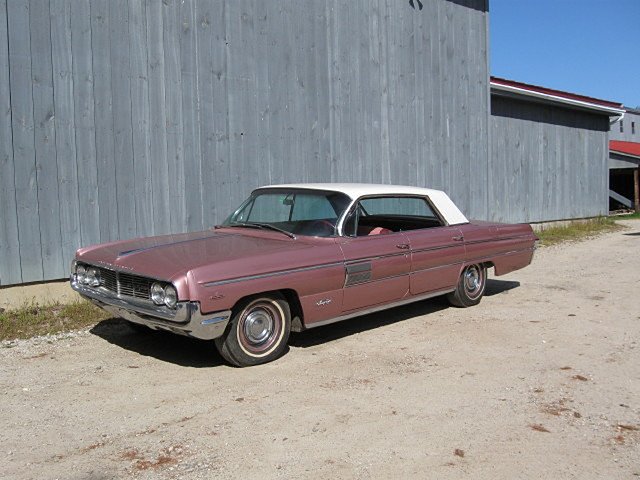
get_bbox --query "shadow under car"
[90,278,520,364]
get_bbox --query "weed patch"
[0,300,110,341]
[536,217,622,247]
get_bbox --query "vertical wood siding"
[490,95,610,224]
[0,0,489,285]
[610,110,640,144]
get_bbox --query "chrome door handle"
[395,244,410,250]
[452,235,464,242]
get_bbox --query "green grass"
[614,211,640,220]
[535,216,623,247]
[0,300,111,342]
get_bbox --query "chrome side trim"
[462,235,535,247]
[410,247,534,276]
[465,247,535,267]
[343,250,407,263]
[345,271,409,288]
[411,261,464,275]
[409,235,533,256]
[306,287,455,329]
[410,243,462,254]
[344,262,372,287]
[200,237,532,289]
[345,263,371,273]
[203,261,344,287]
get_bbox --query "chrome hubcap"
[464,266,481,295]
[243,308,274,345]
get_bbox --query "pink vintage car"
[71,184,536,366]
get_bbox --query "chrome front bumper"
[71,280,231,340]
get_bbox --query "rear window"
[359,197,437,217]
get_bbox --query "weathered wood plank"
[324,0,339,182]
[110,0,136,239]
[51,0,81,273]
[179,0,203,232]
[7,0,43,282]
[30,0,64,279]
[0,0,22,285]
[211,0,232,223]
[226,1,253,203]
[70,0,100,247]
[146,0,170,236]
[162,0,186,233]
[233,2,259,189]
[195,0,219,228]
[91,1,118,243]
[290,2,310,183]
[378,0,391,184]
[129,0,153,236]
[265,1,287,185]
[254,0,273,188]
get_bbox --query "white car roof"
[257,183,469,226]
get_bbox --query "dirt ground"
[1,220,639,480]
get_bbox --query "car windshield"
[223,189,352,237]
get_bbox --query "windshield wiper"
[224,222,296,239]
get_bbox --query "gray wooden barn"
[0,0,624,286]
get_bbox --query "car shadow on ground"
[90,319,225,368]
[484,278,521,296]
[290,279,520,348]
[290,296,450,348]
[90,279,520,363]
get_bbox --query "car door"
[370,195,465,296]
[403,225,466,295]
[336,199,411,312]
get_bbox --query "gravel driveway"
[1,221,639,480]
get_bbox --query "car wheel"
[215,294,291,367]
[447,264,487,308]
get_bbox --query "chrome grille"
[101,268,118,293]
[97,267,152,300]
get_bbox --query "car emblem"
[95,261,133,271]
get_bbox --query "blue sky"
[490,0,640,108]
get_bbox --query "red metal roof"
[491,76,623,110]
[610,140,640,158]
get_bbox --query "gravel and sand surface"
[1,220,639,479]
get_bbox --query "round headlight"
[87,267,100,287]
[164,285,178,309]
[76,265,86,284]
[150,282,165,305]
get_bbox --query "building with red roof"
[489,77,627,222]
[609,108,640,211]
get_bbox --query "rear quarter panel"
[460,222,537,275]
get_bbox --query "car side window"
[360,197,437,217]
[290,194,337,221]
[347,196,443,236]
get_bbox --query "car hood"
[76,228,318,281]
